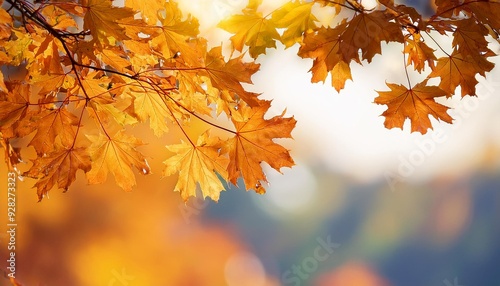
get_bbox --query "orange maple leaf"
[204,47,261,106]
[451,18,492,60]
[428,50,494,97]
[223,101,295,193]
[435,0,500,36]
[298,25,352,92]
[404,33,436,73]
[86,132,150,191]
[339,11,404,64]
[0,82,30,129]
[374,81,452,134]
[0,7,12,40]
[25,147,91,201]
[28,107,79,155]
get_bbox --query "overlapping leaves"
[1,0,499,202]
[0,0,294,201]
[220,0,499,134]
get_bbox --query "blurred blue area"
[203,169,500,285]
[403,0,435,17]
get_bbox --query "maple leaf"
[298,11,403,90]
[96,46,133,74]
[83,76,138,127]
[330,60,352,92]
[0,82,30,129]
[25,147,91,201]
[126,81,174,137]
[86,132,150,191]
[298,26,352,91]
[434,0,460,16]
[150,1,201,64]
[218,0,280,58]
[404,33,436,73]
[339,11,404,63]
[121,39,159,69]
[374,81,452,134]
[5,0,500,202]
[0,6,12,40]
[4,29,32,66]
[29,36,73,95]
[82,0,135,44]
[451,18,492,61]
[272,1,317,48]
[125,0,164,25]
[41,4,78,31]
[0,137,22,171]
[204,46,261,106]
[428,50,494,97]
[314,0,347,15]
[435,0,500,36]
[223,101,295,193]
[464,1,500,36]
[163,131,229,202]
[28,107,80,155]
[88,98,137,128]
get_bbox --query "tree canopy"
[1,0,499,202]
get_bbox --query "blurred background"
[2,0,500,285]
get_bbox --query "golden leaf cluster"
[0,0,294,201]
[1,0,500,201]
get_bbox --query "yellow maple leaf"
[272,1,317,48]
[163,131,228,202]
[4,29,32,65]
[126,82,174,137]
[150,1,201,64]
[97,47,133,74]
[218,0,280,58]
[88,94,138,127]
[41,4,78,31]
[125,0,164,25]
[82,0,135,44]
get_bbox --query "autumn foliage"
[220,0,499,133]
[1,0,499,201]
